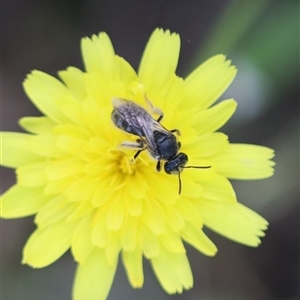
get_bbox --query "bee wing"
[112,98,170,155]
[112,98,148,137]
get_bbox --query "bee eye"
[164,153,188,175]
[164,160,180,174]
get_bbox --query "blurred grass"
[187,0,271,70]
[188,0,299,94]
[241,0,299,92]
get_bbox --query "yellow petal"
[201,200,268,246]
[105,195,125,231]
[23,71,69,122]
[92,217,108,248]
[200,174,237,203]
[184,132,229,158]
[142,198,165,234]
[81,33,116,80]
[68,178,102,203]
[209,144,275,179]
[150,243,193,294]
[121,216,139,251]
[56,136,86,159]
[22,221,73,267]
[181,222,217,256]
[71,215,94,264]
[126,194,143,217]
[58,67,86,100]
[81,97,109,135]
[55,95,85,127]
[122,247,144,288]
[34,195,77,228]
[44,157,85,180]
[147,172,179,205]
[184,55,237,109]
[30,135,65,157]
[191,99,237,135]
[158,228,186,254]
[44,176,72,196]
[105,231,121,265]
[17,162,48,187]
[162,204,185,232]
[1,132,41,168]
[115,56,138,86]
[1,185,49,218]
[73,248,118,300]
[139,224,160,259]
[19,116,56,135]
[138,28,180,95]
[175,198,203,228]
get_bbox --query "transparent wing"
[112,98,169,152]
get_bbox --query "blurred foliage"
[2,0,299,299]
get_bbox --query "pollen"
[119,154,136,175]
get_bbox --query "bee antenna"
[184,165,211,169]
[178,166,211,195]
[178,174,182,195]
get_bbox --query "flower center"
[119,154,136,175]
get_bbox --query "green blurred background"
[2,0,299,299]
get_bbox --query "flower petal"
[184,55,237,109]
[200,174,237,203]
[191,99,237,135]
[44,157,85,180]
[71,215,94,264]
[175,198,203,228]
[158,227,186,254]
[1,185,49,218]
[34,195,77,228]
[138,29,180,95]
[29,135,65,157]
[17,162,48,187]
[73,248,118,300]
[151,243,193,294]
[162,204,185,232]
[142,198,166,234]
[122,247,144,288]
[58,67,86,100]
[181,222,217,256]
[121,216,139,251]
[23,71,69,122]
[22,221,73,267]
[209,144,275,179]
[106,195,125,231]
[183,132,229,158]
[81,33,116,80]
[1,132,41,168]
[201,201,268,246]
[115,56,138,86]
[19,116,56,135]
[139,223,160,259]
[106,231,121,265]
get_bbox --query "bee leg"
[133,149,145,159]
[170,129,181,135]
[145,97,164,123]
[119,140,144,149]
[156,160,161,172]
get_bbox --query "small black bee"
[111,98,210,194]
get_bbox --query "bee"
[111,98,210,194]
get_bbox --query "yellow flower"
[1,29,274,299]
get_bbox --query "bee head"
[164,153,211,195]
[164,153,188,175]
